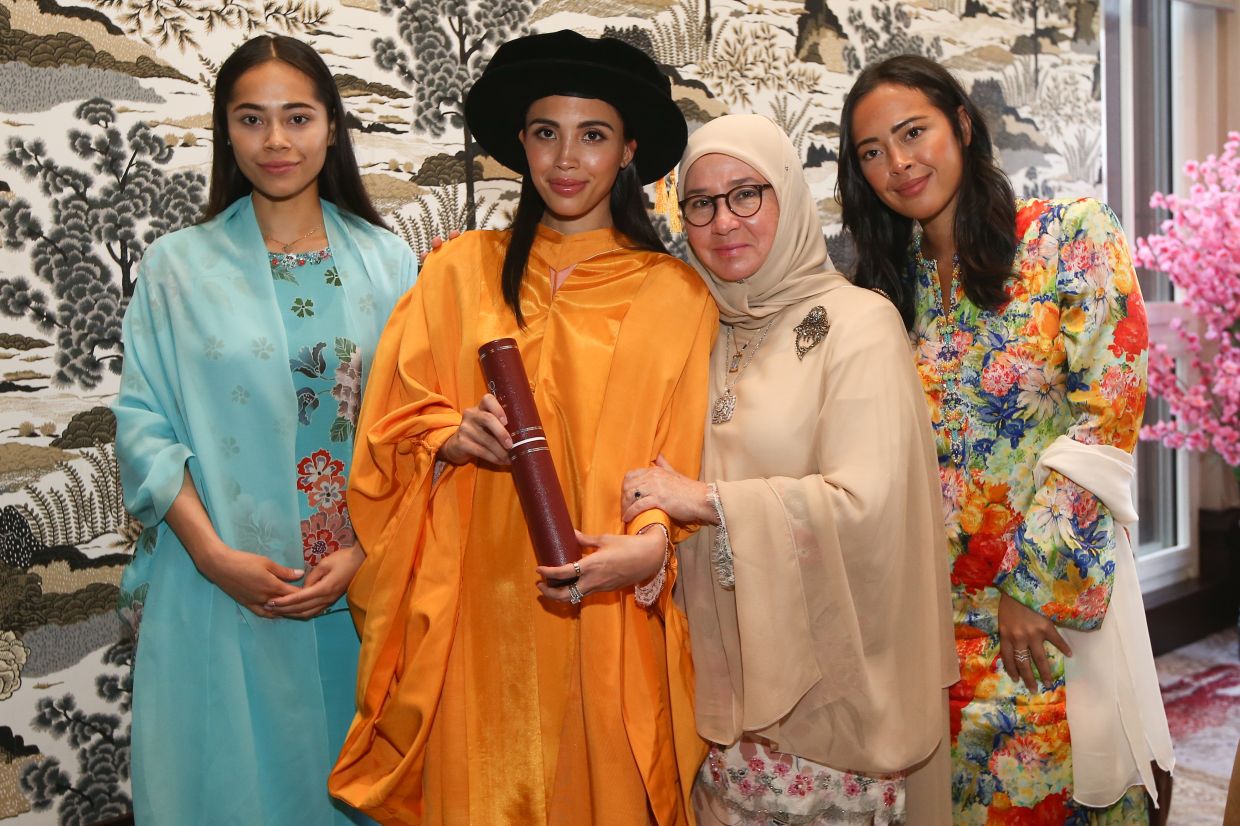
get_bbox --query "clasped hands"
[197,540,363,620]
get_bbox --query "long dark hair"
[501,110,667,327]
[203,35,386,228]
[837,55,1015,329]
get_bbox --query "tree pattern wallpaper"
[0,0,1102,820]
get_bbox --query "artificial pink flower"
[1135,132,1240,465]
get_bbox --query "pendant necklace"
[264,225,322,253]
[728,331,753,372]
[712,318,776,425]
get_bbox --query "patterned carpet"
[1156,627,1240,824]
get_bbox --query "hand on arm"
[417,230,462,264]
[620,454,715,525]
[164,470,303,618]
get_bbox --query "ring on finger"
[572,560,582,578]
[568,583,583,605]
[1014,648,1032,664]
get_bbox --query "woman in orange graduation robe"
[329,31,714,825]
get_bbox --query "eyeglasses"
[678,183,774,227]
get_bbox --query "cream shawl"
[1035,436,1175,808]
[677,115,958,787]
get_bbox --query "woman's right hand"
[621,455,715,524]
[196,543,304,619]
[438,393,512,466]
[997,590,1073,691]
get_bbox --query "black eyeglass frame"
[677,183,774,227]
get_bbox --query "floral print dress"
[268,247,372,824]
[697,740,904,825]
[912,198,1149,824]
[270,247,361,573]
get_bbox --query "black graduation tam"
[464,30,687,185]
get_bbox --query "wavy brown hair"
[837,55,1016,329]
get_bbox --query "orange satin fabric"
[329,225,716,825]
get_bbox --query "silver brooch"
[793,306,829,360]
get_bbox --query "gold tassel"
[654,169,682,233]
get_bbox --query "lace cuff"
[707,483,734,590]
[634,522,671,607]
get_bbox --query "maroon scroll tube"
[478,338,581,587]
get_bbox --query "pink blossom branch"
[1134,131,1240,466]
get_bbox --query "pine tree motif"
[0,98,206,388]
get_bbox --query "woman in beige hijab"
[622,114,958,824]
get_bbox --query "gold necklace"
[264,225,322,253]
[712,319,776,425]
[728,329,755,372]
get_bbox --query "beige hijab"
[678,114,841,330]
[676,116,958,796]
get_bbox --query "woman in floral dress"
[837,55,1170,823]
[113,36,414,824]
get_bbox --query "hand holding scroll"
[478,338,581,583]
[439,393,512,466]
[536,528,666,603]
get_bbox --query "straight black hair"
[837,54,1016,329]
[203,35,387,229]
[500,108,667,327]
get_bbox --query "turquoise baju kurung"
[114,196,415,825]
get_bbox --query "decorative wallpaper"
[0,0,1102,820]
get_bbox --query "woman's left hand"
[418,229,461,264]
[536,528,665,603]
[997,590,1073,691]
[266,544,365,619]
[621,454,715,525]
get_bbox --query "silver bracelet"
[706,483,734,590]
[634,522,671,608]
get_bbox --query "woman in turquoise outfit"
[113,35,415,824]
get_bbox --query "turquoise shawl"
[114,195,415,823]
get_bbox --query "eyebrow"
[526,117,616,131]
[683,176,764,196]
[855,115,928,148]
[231,101,318,112]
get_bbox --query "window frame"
[1101,0,1198,592]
